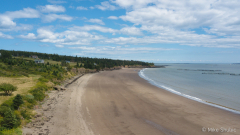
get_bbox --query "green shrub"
[26,102,35,109]
[38,77,49,83]
[35,82,48,91]
[1,99,14,110]
[20,110,31,120]
[30,88,45,101]
[1,108,17,129]
[1,128,22,135]
[14,111,21,127]
[24,95,36,104]
[0,106,10,116]
[24,94,34,100]
[0,83,17,95]
[29,83,49,101]
[12,94,24,110]
[20,72,29,77]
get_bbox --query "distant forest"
[0,49,154,70]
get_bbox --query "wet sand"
[23,68,240,135]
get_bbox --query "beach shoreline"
[23,68,240,135]
[139,68,240,114]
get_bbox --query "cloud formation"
[0,32,13,39]
[76,6,88,10]
[108,16,118,20]
[69,46,176,55]
[42,14,73,22]
[38,5,66,13]
[86,19,105,25]
[20,28,103,45]
[0,8,39,28]
[95,1,117,10]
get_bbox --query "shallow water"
[139,63,240,112]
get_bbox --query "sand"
[23,68,240,135]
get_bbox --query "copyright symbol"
[202,127,206,132]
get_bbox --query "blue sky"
[0,0,240,63]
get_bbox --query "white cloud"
[42,14,73,22]
[0,8,39,34]
[69,25,117,34]
[120,26,143,36]
[20,28,104,45]
[19,33,37,39]
[38,5,66,13]
[13,0,240,49]
[69,25,142,36]
[0,24,33,32]
[108,16,118,20]
[0,32,13,39]
[107,0,240,48]
[4,8,40,19]
[95,1,117,10]
[0,8,39,28]
[0,15,16,28]
[87,19,105,25]
[76,6,88,10]
[69,46,176,55]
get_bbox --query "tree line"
[0,49,154,70]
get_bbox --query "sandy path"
[23,68,240,135]
[81,68,240,135]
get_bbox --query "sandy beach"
[23,68,240,135]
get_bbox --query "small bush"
[14,111,21,127]
[1,128,22,135]
[12,94,24,110]
[1,99,14,110]
[1,108,17,129]
[30,88,45,101]
[29,83,49,101]
[20,110,31,120]
[35,82,48,91]
[20,72,29,77]
[24,94,34,100]
[24,95,36,104]
[38,77,49,83]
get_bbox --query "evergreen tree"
[1,108,17,129]
[12,94,24,110]
[0,51,12,59]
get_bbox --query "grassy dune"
[0,75,40,104]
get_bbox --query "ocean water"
[139,63,240,113]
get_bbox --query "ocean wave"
[139,68,240,114]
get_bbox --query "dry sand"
[23,68,240,135]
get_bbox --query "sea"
[139,63,240,114]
